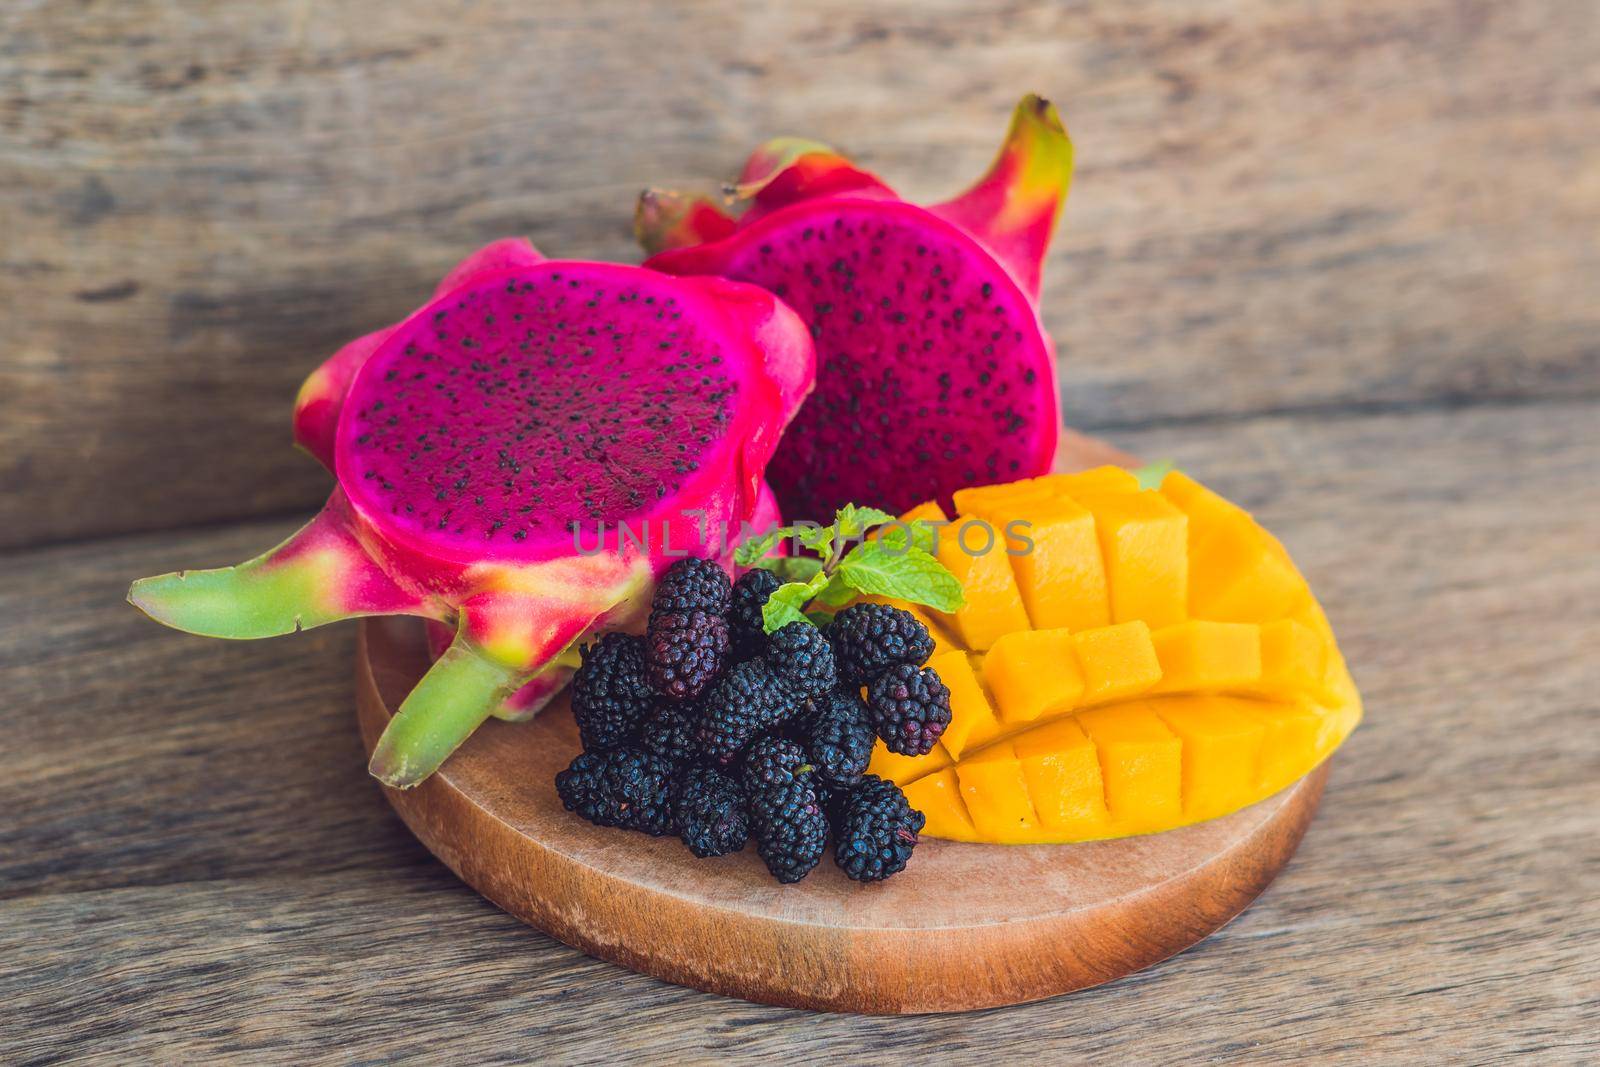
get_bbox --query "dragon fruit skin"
[129,240,814,788]
[638,94,1073,520]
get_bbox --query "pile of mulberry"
[553,556,946,885]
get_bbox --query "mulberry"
[795,688,875,787]
[569,632,653,751]
[650,557,732,617]
[645,609,729,701]
[639,701,700,767]
[830,774,925,882]
[766,622,837,697]
[728,568,781,661]
[866,662,952,756]
[696,657,803,763]
[555,746,675,836]
[671,765,749,858]
[740,737,828,883]
[825,603,936,686]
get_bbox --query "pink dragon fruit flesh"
[637,94,1073,520]
[129,239,814,788]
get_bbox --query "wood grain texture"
[2,400,1596,1060]
[3,0,1598,548]
[342,432,1326,1014]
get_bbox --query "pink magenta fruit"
[129,239,814,787]
[638,94,1073,519]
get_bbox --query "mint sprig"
[738,504,966,633]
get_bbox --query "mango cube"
[1256,618,1328,698]
[934,513,1032,650]
[1075,490,1188,629]
[1231,697,1327,795]
[929,650,1003,759]
[955,742,1039,842]
[971,493,1110,632]
[1035,465,1140,496]
[1071,621,1163,705]
[1013,717,1108,833]
[1075,703,1182,831]
[981,628,1084,723]
[1150,620,1262,693]
[1148,695,1267,819]
[1160,472,1307,623]
[901,768,977,841]
[867,738,951,785]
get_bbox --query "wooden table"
[3,2,1596,1061]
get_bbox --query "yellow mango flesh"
[1072,621,1163,705]
[982,629,1083,723]
[1149,695,1267,820]
[1161,472,1309,623]
[929,650,1003,759]
[863,468,1361,844]
[1013,718,1107,834]
[955,742,1040,842]
[932,513,1032,650]
[1076,490,1189,629]
[1150,620,1262,694]
[902,769,977,840]
[972,493,1109,632]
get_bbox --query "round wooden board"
[353,430,1331,1013]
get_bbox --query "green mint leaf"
[734,530,785,567]
[795,522,837,553]
[805,609,837,627]
[814,572,858,608]
[1132,459,1176,491]
[876,518,939,554]
[837,541,965,613]
[833,504,895,538]
[761,571,830,633]
[764,555,824,583]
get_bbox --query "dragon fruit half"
[129,239,814,788]
[637,94,1073,520]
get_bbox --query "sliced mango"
[931,650,1004,759]
[1150,620,1262,693]
[1230,697,1329,796]
[1013,717,1108,834]
[901,768,977,841]
[877,469,1358,844]
[1160,471,1308,623]
[1034,465,1140,496]
[1076,703,1182,832]
[1256,618,1328,698]
[1076,490,1188,629]
[933,512,1032,649]
[1149,695,1267,820]
[981,629,1084,724]
[975,494,1109,632]
[1071,621,1163,705]
[954,742,1040,842]
[869,739,951,785]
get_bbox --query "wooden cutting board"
[353,429,1331,1013]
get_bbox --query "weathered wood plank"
[3,0,1597,547]
[1,400,1595,1059]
